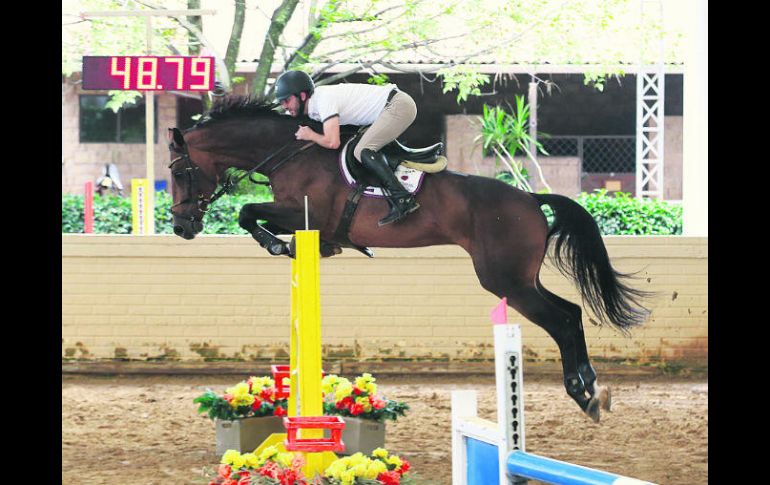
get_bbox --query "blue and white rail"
[451,307,658,485]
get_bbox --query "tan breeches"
[353,91,417,162]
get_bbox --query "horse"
[166,96,651,422]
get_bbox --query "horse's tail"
[532,193,652,332]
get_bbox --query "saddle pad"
[338,138,426,198]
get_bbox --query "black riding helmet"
[275,70,315,102]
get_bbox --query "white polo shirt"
[307,83,395,126]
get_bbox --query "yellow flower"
[355,396,373,413]
[247,376,274,392]
[340,470,356,485]
[242,453,259,469]
[355,373,377,395]
[335,380,354,401]
[258,445,280,465]
[386,455,403,470]
[276,452,295,467]
[322,374,341,394]
[226,382,251,396]
[221,450,241,466]
[372,448,389,459]
[366,460,388,479]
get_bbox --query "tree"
[63,0,683,106]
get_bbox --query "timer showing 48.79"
[81,56,215,91]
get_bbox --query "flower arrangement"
[195,373,408,423]
[322,374,409,422]
[195,376,288,421]
[206,447,411,485]
[325,448,411,485]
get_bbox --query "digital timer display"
[81,56,215,91]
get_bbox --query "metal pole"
[145,16,155,234]
[528,80,538,164]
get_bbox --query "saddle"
[343,127,447,188]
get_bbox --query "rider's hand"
[295,125,315,141]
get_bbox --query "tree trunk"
[187,0,202,55]
[252,0,301,100]
[225,0,246,80]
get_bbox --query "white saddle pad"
[338,139,426,198]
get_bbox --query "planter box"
[215,416,285,455]
[335,417,386,456]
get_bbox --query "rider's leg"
[354,91,419,226]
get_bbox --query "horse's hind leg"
[472,256,603,421]
[536,278,611,412]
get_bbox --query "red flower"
[371,397,386,410]
[274,405,287,417]
[399,459,411,474]
[336,396,354,409]
[349,403,365,416]
[260,388,275,403]
[251,398,263,411]
[218,464,232,479]
[377,471,401,485]
[352,387,363,396]
[258,462,280,479]
[279,469,304,485]
[223,393,234,403]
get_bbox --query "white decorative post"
[635,0,665,200]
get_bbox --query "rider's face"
[280,94,300,117]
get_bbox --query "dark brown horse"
[167,96,650,422]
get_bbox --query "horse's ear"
[168,127,186,147]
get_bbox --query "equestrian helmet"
[275,70,315,101]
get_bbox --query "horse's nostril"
[173,226,184,235]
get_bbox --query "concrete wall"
[62,235,707,367]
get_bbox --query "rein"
[168,139,315,219]
[208,140,315,206]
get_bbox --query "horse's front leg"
[238,203,342,258]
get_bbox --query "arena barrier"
[451,300,658,485]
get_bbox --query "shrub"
[575,190,682,235]
[61,189,681,236]
[61,190,273,234]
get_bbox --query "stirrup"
[378,197,420,226]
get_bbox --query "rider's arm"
[297,116,340,149]
[319,116,341,149]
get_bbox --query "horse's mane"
[190,96,282,130]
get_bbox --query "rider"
[274,70,420,226]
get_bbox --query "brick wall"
[62,75,178,195]
[62,235,707,366]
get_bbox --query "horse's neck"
[189,120,296,173]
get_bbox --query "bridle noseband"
[168,146,216,223]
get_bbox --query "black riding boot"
[360,148,420,226]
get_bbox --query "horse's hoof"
[585,397,601,423]
[598,386,612,412]
[320,243,342,258]
[268,243,289,256]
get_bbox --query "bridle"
[167,137,316,223]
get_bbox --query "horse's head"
[166,127,218,239]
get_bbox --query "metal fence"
[539,136,636,173]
